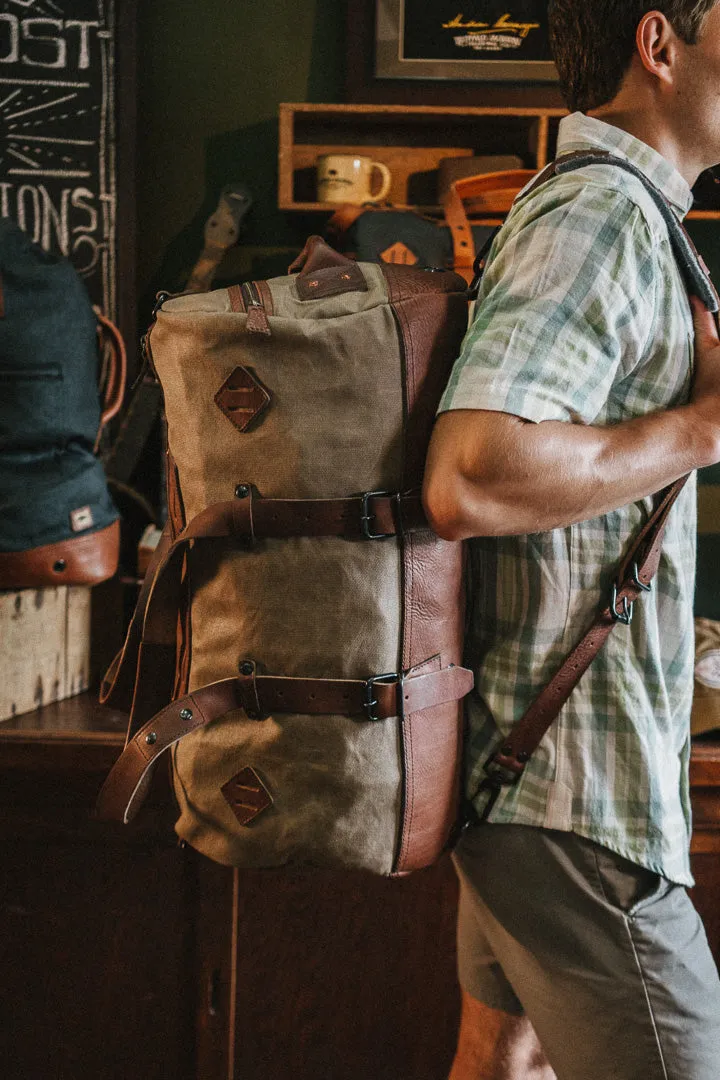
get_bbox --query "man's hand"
[690,298,720,432]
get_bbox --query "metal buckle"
[631,563,652,593]
[610,584,634,625]
[362,671,401,722]
[360,490,398,541]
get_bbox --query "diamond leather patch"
[380,242,418,265]
[221,766,273,826]
[215,366,271,433]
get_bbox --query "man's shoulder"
[510,165,668,246]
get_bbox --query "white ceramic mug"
[317,154,392,205]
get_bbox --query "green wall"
[135,0,344,321]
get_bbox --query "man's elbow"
[421,471,473,541]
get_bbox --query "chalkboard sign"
[376,0,557,82]
[0,0,129,320]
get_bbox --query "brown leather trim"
[215,366,272,433]
[95,665,473,825]
[166,449,191,700]
[288,235,355,275]
[295,262,367,301]
[387,280,471,873]
[383,265,467,303]
[255,279,274,315]
[227,284,244,312]
[0,520,120,589]
[229,488,427,540]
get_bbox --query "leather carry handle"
[94,309,127,451]
[444,169,537,283]
[288,235,355,276]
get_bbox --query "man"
[423,3,720,1078]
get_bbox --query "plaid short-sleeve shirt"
[439,112,698,885]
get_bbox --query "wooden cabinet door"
[229,858,461,1080]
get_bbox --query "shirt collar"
[556,112,694,219]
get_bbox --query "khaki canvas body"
[98,241,472,876]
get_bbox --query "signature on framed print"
[375,1,558,82]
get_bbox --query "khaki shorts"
[454,823,720,1080]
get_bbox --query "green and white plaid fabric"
[439,112,698,885]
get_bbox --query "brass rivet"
[145,732,157,745]
[179,707,193,722]
[308,280,319,287]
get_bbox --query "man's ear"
[635,10,680,87]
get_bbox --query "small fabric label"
[696,650,720,689]
[70,505,94,532]
[380,242,419,265]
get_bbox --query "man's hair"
[548,1,718,112]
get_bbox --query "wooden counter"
[1,695,719,1080]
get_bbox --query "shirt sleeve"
[438,179,658,425]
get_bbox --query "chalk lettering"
[0,17,101,69]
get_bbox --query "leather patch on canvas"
[70,505,94,532]
[295,262,367,301]
[215,366,271,433]
[380,242,418,266]
[221,767,273,826]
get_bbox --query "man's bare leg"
[449,991,557,1080]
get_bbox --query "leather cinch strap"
[96,663,474,824]
[96,485,451,823]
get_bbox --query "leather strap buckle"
[610,584,634,625]
[361,490,399,540]
[631,562,652,593]
[362,671,401,722]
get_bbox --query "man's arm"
[422,300,720,540]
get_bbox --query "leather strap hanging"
[444,169,537,283]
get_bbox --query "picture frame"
[375,0,558,83]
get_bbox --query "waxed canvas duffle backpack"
[96,236,475,875]
[0,218,125,589]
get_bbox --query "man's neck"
[588,105,703,188]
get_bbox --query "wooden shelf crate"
[278,102,720,221]
[278,103,566,213]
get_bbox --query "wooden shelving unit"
[278,102,566,213]
[278,102,720,221]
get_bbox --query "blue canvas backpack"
[0,219,125,589]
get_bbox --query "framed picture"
[0,0,136,345]
[375,0,558,83]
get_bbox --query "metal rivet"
[501,744,513,756]
[308,280,319,287]
[235,484,250,499]
[239,661,254,676]
[145,732,157,745]
[246,709,259,720]
[53,559,67,573]
[179,707,193,722]
[517,751,530,764]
